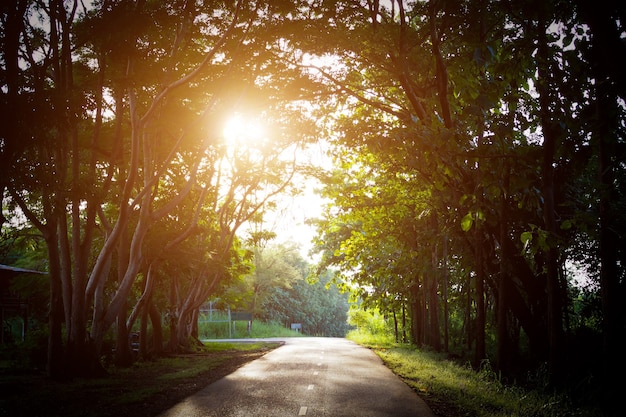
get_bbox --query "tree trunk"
[114,304,133,368]
[428,278,441,351]
[442,236,449,352]
[168,275,180,352]
[475,232,486,367]
[579,1,625,397]
[44,227,65,380]
[139,302,149,359]
[175,269,222,350]
[401,302,407,343]
[176,309,192,350]
[100,210,150,339]
[428,0,452,128]
[496,271,511,374]
[392,309,399,343]
[429,246,441,351]
[0,0,27,182]
[536,12,565,384]
[410,274,422,345]
[497,171,512,375]
[473,0,488,369]
[149,302,163,355]
[465,272,472,351]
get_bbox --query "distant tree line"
[259,264,351,338]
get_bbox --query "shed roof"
[0,264,47,275]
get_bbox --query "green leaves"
[461,213,473,232]
[460,210,485,232]
[520,224,552,254]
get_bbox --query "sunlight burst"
[222,114,266,146]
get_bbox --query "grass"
[199,319,305,339]
[0,341,280,417]
[347,330,603,417]
[151,355,226,381]
[202,340,280,351]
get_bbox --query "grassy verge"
[0,341,280,417]
[347,331,602,417]
[200,319,305,339]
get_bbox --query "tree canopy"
[1,1,624,412]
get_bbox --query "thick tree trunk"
[191,308,199,340]
[114,303,133,368]
[579,2,625,398]
[176,309,192,350]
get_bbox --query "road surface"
[158,337,435,417]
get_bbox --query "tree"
[302,0,624,391]
[259,251,350,338]
[1,0,314,377]
[2,1,624,405]
[575,0,626,399]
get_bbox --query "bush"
[347,307,393,336]
[346,308,396,347]
[1,327,48,371]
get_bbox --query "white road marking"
[313,371,319,375]
[298,406,308,415]
[308,384,314,390]
[317,362,322,366]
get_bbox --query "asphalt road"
[158,337,435,417]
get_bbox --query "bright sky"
[263,140,332,261]
[222,114,330,261]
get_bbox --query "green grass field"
[199,318,305,339]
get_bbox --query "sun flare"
[222,114,266,146]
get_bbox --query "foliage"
[213,241,351,337]
[299,0,625,404]
[260,267,351,337]
[0,327,48,370]
[1,1,624,411]
[347,306,392,337]
[1,0,318,376]
[345,307,397,348]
